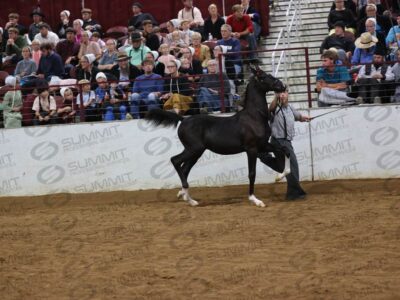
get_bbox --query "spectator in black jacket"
[327,0,356,33]
[128,2,158,29]
[320,21,354,63]
[37,43,64,81]
[76,53,100,88]
[203,4,225,40]
[111,52,142,90]
[81,8,102,33]
[142,20,160,51]
[357,4,391,37]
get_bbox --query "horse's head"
[249,65,286,93]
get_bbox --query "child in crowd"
[57,87,76,123]
[76,79,100,122]
[31,39,42,66]
[2,76,23,129]
[180,19,194,46]
[32,81,57,125]
[91,31,106,50]
[158,43,176,74]
[169,30,187,56]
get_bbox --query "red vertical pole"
[304,47,312,108]
[218,53,226,113]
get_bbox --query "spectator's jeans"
[357,78,382,103]
[241,33,258,59]
[104,104,127,121]
[252,22,261,38]
[130,92,160,119]
[197,87,226,111]
[33,111,57,126]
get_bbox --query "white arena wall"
[0,105,399,197]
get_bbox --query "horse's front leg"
[246,149,266,207]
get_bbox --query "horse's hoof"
[188,199,199,206]
[249,195,266,207]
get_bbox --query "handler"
[258,86,310,200]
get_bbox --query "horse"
[145,66,290,207]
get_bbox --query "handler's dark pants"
[258,137,306,200]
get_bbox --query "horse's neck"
[243,82,268,120]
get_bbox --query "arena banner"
[0,106,398,197]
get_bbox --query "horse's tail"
[145,109,184,128]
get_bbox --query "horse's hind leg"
[171,149,204,206]
[247,149,266,207]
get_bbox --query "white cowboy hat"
[355,32,378,49]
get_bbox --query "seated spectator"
[356,47,394,104]
[14,46,37,86]
[130,59,164,119]
[181,19,195,46]
[145,51,165,76]
[31,39,42,66]
[73,19,84,43]
[32,81,57,125]
[351,32,377,65]
[177,0,204,32]
[125,32,151,68]
[153,26,166,45]
[178,46,203,79]
[179,57,196,82]
[390,49,400,102]
[316,50,355,106]
[57,10,71,39]
[128,2,158,29]
[385,15,400,60]
[37,43,64,81]
[158,44,176,74]
[110,52,142,90]
[197,59,230,113]
[357,4,391,37]
[217,24,243,82]
[142,20,160,51]
[213,45,236,80]
[331,0,357,16]
[91,32,106,50]
[78,30,102,61]
[168,30,188,56]
[98,39,118,72]
[95,72,128,121]
[241,0,262,38]
[320,21,354,64]
[57,87,76,123]
[2,76,22,129]
[364,18,387,56]
[4,27,28,65]
[327,0,356,34]
[203,3,225,40]
[76,79,100,122]
[166,19,182,38]
[76,54,100,87]
[34,23,60,48]
[358,0,385,21]
[226,4,258,60]
[55,27,80,77]
[2,13,27,42]
[28,8,44,41]
[81,8,102,33]
[160,59,193,115]
[191,32,211,68]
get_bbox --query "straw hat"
[355,32,378,49]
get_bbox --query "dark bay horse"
[145,66,289,207]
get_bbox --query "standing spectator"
[241,0,262,39]
[37,43,64,81]
[73,19,84,43]
[316,50,354,106]
[142,20,160,51]
[320,21,354,64]
[2,13,26,43]
[81,8,102,33]
[203,3,225,40]
[226,4,258,60]
[14,46,37,85]
[2,76,23,129]
[125,32,151,68]
[177,0,204,32]
[98,39,118,72]
[145,51,165,76]
[76,79,100,122]
[131,59,164,119]
[351,32,377,65]
[327,0,356,34]
[31,39,42,66]
[55,28,80,77]
[191,32,211,68]
[34,23,60,48]
[128,2,158,29]
[57,87,76,123]
[28,8,45,42]
[32,81,57,125]
[77,31,102,61]
[356,47,394,103]
[197,59,230,113]
[160,59,193,115]
[57,10,71,39]
[76,54,100,87]
[110,52,142,90]
[5,27,28,64]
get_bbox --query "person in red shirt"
[226,4,258,60]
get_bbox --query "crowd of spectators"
[317,0,400,106]
[0,0,263,128]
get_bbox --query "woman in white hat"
[76,53,100,87]
[2,76,23,129]
[78,30,102,61]
[351,32,378,65]
[57,10,71,39]
[144,50,165,76]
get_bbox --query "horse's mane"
[240,76,269,119]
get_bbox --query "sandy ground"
[0,179,400,300]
